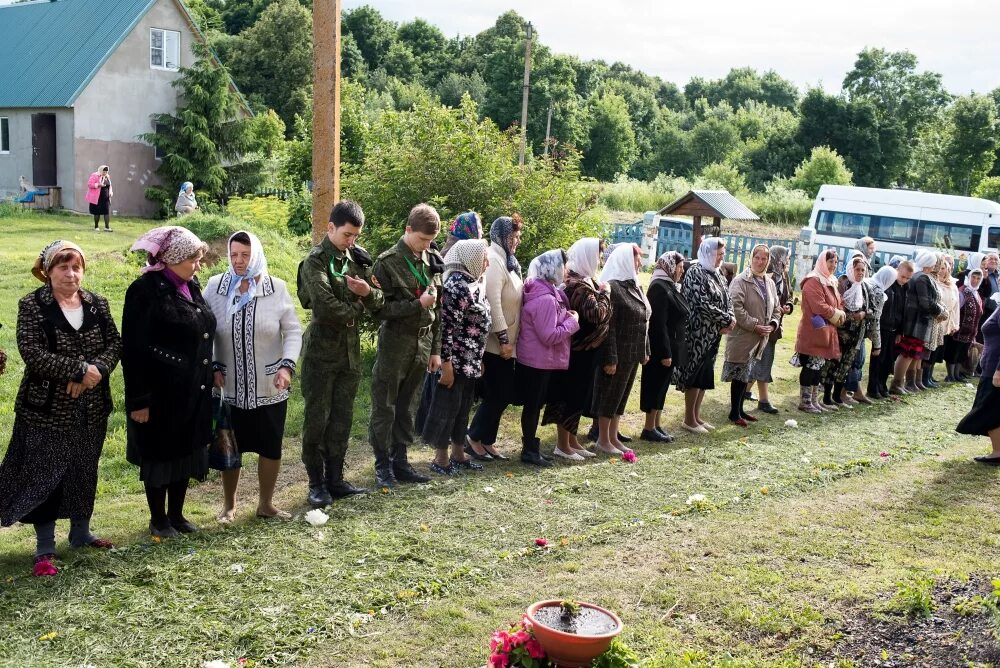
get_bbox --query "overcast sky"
[344,0,999,95]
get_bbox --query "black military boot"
[520,437,553,467]
[306,463,333,507]
[325,455,368,498]
[373,446,398,488]
[391,444,431,483]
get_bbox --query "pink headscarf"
[130,226,207,273]
[802,249,839,290]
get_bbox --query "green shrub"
[744,183,814,227]
[225,195,289,233]
[286,186,313,236]
[144,187,173,220]
[180,212,243,242]
[598,174,689,213]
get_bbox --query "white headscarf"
[842,255,867,311]
[914,249,939,270]
[443,239,488,281]
[697,237,724,272]
[566,238,601,280]
[526,249,566,285]
[225,230,268,318]
[600,243,639,283]
[865,266,897,303]
[967,252,985,272]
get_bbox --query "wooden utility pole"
[517,22,533,166]
[542,102,553,157]
[311,0,341,244]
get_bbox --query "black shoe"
[168,516,198,534]
[306,464,333,507]
[149,520,179,538]
[654,426,675,443]
[586,424,599,442]
[746,393,757,402]
[974,455,1000,466]
[326,480,368,498]
[393,463,431,483]
[520,449,553,467]
[485,449,509,461]
[375,466,398,488]
[640,428,670,443]
[463,438,493,461]
[451,457,484,471]
[758,402,779,415]
[430,461,458,476]
[617,432,633,443]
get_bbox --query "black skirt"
[89,187,110,215]
[956,377,1000,436]
[640,362,674,412]
[542,347,599,429]
[230,400,287,460]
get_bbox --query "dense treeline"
[175,0,1000,209]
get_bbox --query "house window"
[150,28,180,70]
[153,122,168,159]
[0,117,9,153]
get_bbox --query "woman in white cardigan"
[205,231,302,522]
[466,215,524,460]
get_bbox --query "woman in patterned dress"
[421,239,492,474]
[0,241,121,575]
[820,254,875,408]
[675,237,736,434]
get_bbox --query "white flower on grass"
[483,486,495,493]
[686,494,706,505]
[229,563,245,574]
[304,509,329,526]
[315,531,325,542]
[784,419,798,428]
[202,661,230,668]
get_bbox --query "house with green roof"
[0,0,217,216]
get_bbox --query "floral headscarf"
[32,240,85,283]
[888,255,905,269]
[489,216,521,277]
[444,239,488,280]
[130,226,207,274]
[865,266,897,304]
[526,249,565,285]
[442,211,482,255]
[566,237,601,280]
[767,246,790,276]
[225,231,268,319]
[854,236,875,258]
[652,251,684,284]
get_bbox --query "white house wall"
[72,0,196,217]
[0,108,74,208]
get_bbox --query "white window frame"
[0,117,9,154]
[150,28,181,71]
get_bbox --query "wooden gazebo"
[657,189,760,251]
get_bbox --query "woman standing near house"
[86,165,113,232]
[676,237,735,434]
[122,226,215,538]
[204,231,302,522]
[0,241,121,576]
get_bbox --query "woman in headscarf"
[723,244,782,426]
[440,211,482,255]
[937,255,962,382]
[821,254,875,407]
[747,245,794,414]
[862,265,899,399]
[515,250,579,466]
[86,165,113,232]
[204,231,302,523]
[854,236,881,274]
[917,254,952,389]
[888,255,905,269]
[0,241,121,576]
[421,239,492,475]
[640,251,689,441]
[956,297,1000,465]
[542,237,610,459]
[175,182,198,216]
[894,250,945,393]
[467,215,525,460]
[122,226,215,538]
[792,249,845,413]
[676,237,735,433]
[591,244,649,452]
[949,268,985,382]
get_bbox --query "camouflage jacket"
[372,236,444,355]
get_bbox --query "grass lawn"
[1,212,998,667]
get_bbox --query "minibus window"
[871,216,917,244]
[917,221,980,252]
[816,210,871,238]
[989,227,1000,250]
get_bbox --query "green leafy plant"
[590,638,639,668]
[886,575,936,619]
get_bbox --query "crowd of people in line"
[2,202,999,578]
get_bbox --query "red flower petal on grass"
[622,451,637,463]
[534,538,548,547]
[879,451,891,458]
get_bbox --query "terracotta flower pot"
[526,600,622,668]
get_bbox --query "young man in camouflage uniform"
[298,201,384,507]
[368,203,444,487]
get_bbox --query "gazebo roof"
[657,189,760,222]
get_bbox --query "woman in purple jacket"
[515,250,580,466]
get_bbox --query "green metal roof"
[0,0,159,108]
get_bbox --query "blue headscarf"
[489,216,522,277]
[225,230,268,319]
[526,249,566,285]
[179,181,193,196]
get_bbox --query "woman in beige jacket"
[723,244,782,426]
[466,215,524,460]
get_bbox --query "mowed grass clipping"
[0,212,998,667]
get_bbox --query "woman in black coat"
[0,241,121,575]
[123,226,215,538]
[640,252,689,442]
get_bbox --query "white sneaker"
[552,449,584,461]
[571,447,597,459]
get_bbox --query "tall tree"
[582,92,637,180]
[342,5,397,72]
[943,94,999,194]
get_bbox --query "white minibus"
[805,185,1000,264]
